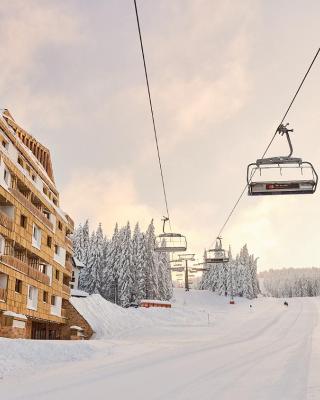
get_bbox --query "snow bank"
[70,290,252,340]
[0,338,97,378]
[0,289,254,379]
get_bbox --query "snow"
[70,326,84,331]
[2,311,27,320]
[140,299,171,305]
[0,289,319,400]
[73,257,85,268]
[70,289,89,298]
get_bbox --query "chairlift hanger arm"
[211,48,320,241]
[277,123,293,157]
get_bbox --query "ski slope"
[0,289,319,400]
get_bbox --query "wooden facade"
[0,110,74,339]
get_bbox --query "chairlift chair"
[205,237,229,264]
[247,123,318,196]
[154,217,187,252]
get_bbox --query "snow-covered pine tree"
[81,225,104,294]
[199,249,210,290]
[239,245,254,299]
[117,222,132,306]
[100,223,121,303]
[79,230,96,293]
[71,223,82,261]
[249,255,260,297]
[145,220,159,299]
[226,246,234,296]
[79,219,90,265]
[156,250,172,300]
[131,223,148,301]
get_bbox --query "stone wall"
[61,300,94,340]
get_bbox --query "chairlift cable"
[133,0,172,230]
[215,47,320,241]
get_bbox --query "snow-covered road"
[1,292,319,400]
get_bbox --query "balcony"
[0,287,7,301]
[0,254,29,274]
[62,284,71,295]
[0,210,13,231]
[9,188,53,231]
[65,214,74,230]
[65,236,73,249]
[0,254,50,285]
[28,266,50,285]
[65,260,73,273]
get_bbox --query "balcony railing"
[65,215,74,230]
[62,284,71,295]
[1,254,29,275]
[65,236,73,249]
[65,260,73,273]
[0,210,13,231]
[28,266,50,285]
[0,287,7,301]
[9,188,54,231]
[0,254,50,285]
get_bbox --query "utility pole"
[185,259,189,291]
[169,254,196,291]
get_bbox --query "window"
[39,263,47,274]
[32,174,36,182]
[58,221,62,230]
[15,279,22,294]
[20,214,27,228]
[47,236,52,248]
[54,245,66,267]
[55,269,60,281]
[0,235,5,255]
[18,157,24,167]
[27,285,38,310]
[32,224,41,249]
[51,295,56,306]
[2,140,8,150]
[43,291,48,303]
[3,168,10,186]
[53,198,58,206]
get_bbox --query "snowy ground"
[0,289,319,400]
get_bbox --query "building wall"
[61,300,94,340]
[0,111,74,338]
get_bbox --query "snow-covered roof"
[71,289,89,298]
[70,325,84,331]
[73,257,86,269]
[140,299,171,305]
[0,110,55,185]
[3,311,27,320]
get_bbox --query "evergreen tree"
[117,222,132,306]
[145,220,159,299]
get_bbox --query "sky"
[1,0,320,271]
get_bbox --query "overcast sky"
[1,0,320,271]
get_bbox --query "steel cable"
[133,0,172,230]
[214,47,320,244]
